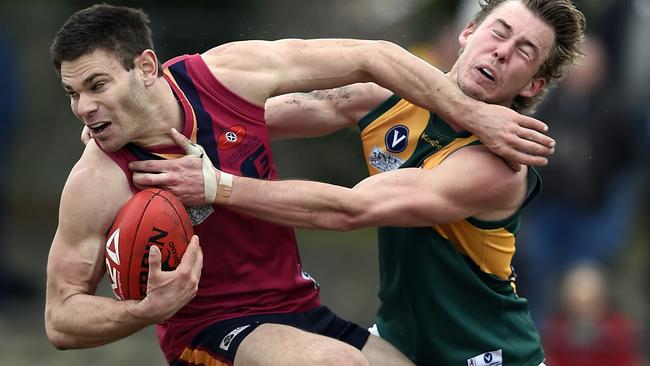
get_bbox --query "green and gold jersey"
[359,95,544,366]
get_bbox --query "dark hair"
[50,4,155,74]
[473,0,586,112]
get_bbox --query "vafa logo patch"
[385,125,409,153]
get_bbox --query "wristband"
[181,140,218,205]
[214,172,233,204]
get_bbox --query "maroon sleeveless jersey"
[106,54,321,362]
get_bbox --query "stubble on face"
[450,1,554,107]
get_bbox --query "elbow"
[45,309,76,350]
[46,326,72,350]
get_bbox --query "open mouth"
[478,67,495,82]
[88,122,110,134]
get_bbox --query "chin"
[94,138,125,153]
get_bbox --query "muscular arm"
[265,83,390,139]
[45,141,202,349]
[132,139,527,230]
[205,39,554,165]
[224,145,527,230]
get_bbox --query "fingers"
[129,159,170,173]
[132,171,169,187]
[517,126,556,150]
[517,115,549,133]
[170,128,203,156]
[513,136,555,157]
[500,147,549,167]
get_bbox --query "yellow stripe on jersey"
[420,136,516,280]
[433,222,515,280]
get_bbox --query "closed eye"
[492,30,505,39]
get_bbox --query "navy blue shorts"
[170,306,370,365]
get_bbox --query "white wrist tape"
[215,172,233,205]
[183,142,218,204]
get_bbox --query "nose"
[492,41,514,63]
[75,93,98,120]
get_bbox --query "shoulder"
[200,41,281,106]
[60,141,132,232]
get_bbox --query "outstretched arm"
[130,130,527,228]
[205,39,554,166]
[221,145,527,230]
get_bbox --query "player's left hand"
[129,129,217,206]
[464,102,555,171]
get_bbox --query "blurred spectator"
[515,34,646,325]
[543,261,642,366]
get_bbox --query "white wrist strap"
[201,155,218,205]
[182,141,219,204]
[214,172,233,205]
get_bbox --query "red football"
[104,188,194,300]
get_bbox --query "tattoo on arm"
[309,86,354,102]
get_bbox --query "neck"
[134,77,185,147]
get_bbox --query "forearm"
[228,175,363,231]
[46,293,152,349]
[365,41,480,129]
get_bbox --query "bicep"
[348,147,525,227]
[204,39,380,104]
[47,147,131,304]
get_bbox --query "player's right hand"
[129,235,203,323]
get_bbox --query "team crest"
[369,146,404,172]
[218,125,246,149]
[385,125,409,153]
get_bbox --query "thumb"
[148,244,162,274]
[170,128,203,156]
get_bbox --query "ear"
[135,49,159,87]
[518,76,547,98]
[459,21,477,49]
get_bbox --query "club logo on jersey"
[369,146,404,172]
[467,349,502,366]
[385,125,409,153]
[218,125,246,150]
[219,325,251,351]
